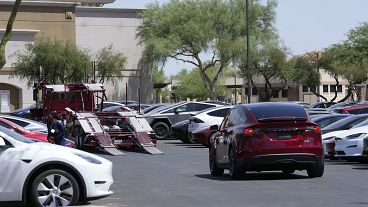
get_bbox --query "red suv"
[209,102,324,179]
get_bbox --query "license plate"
[114,139,122,144]
[277,132,292,140]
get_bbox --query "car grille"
[336,151,346,155]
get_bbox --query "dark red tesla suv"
[209,102,324,179]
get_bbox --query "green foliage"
[290,54,320,88]
[175,68,225,100]
[137,0,278,100]
[0,0,22,69]
[12,39,91,86]
[96,45,127,84]
[152,65,166,84]
[321,23,368,101]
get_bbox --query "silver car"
[144,101,221,139]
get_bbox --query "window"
[282,89,288,98]
[195,103,214,111]
[227,109,238,127]
[237,109,248,124]
[208,108,231,118]
[4,118,28,128]
[323,85,328,93]
[337,85,342,92]
[250,104,307,120]
[272,91,279,98]
[330,85,336,93]
[252,88,258,95]
[302,86,309,92]
[348,109,361,114]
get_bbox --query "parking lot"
[89,140,368,207]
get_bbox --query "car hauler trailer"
[31,83,163,155]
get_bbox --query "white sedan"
[187,106,232,142]
[334,125,368,160]
[0,126,113,206]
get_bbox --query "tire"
[209,145,224,176]
[307,159,324,178]
[153,122,171,139]
[282,169,295,174]
[31,169,80,207]
[229,146,245,180]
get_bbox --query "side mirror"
[209,125,219,131]
[0,137,6,147]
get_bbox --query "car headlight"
[74,153,102,164]
[323,136,334,141]
[346,133,367,140]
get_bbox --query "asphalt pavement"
[90,140,368,207]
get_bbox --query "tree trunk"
[330,75,339,102]
[312,91,328,102]
[0,0,22,69]
[338,86,353,102]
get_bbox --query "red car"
[192,126,216,146]
[0,118,48,142]
[209,102,324,179]
[333,105,368,114]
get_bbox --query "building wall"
[75,7,152,103]
[0,2,76,43]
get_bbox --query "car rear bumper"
[238,153,322,171]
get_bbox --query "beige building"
[0,0,152,112]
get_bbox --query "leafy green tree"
[96,45,127,84]
[137,0,276,100]
[323,23,368,102]
[175,67,225,100]
[289,54,327,102]
[12,39,91,86]
[248,42,290,102]
[152,65,166,84]
[0,0,22,69]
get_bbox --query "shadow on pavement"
[195,172,308,181]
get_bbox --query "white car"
[334,125,368,160]
[188,106,232,141]
[0,126,113,206]
[0,114,48,133]
[322,130,347,158]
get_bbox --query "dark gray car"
[144,101,220,139]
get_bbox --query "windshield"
[0,125,34,144]
[322,115,368,131]
[248,103,307,120]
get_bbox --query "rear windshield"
[249,104,307,120]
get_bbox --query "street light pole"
[246,0,251,103]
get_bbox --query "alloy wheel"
[36,174,74,206]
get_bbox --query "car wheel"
[307,159,324,178]
[31,169,80,207]
[209,145,224,176]
[228,146,245,180]
[153,122,170,139]
[282,169,295,174]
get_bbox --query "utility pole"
[246,0,252,103]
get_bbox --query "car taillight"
[243,128,254,135]
[306,126,321,133]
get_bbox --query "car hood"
[16,142,108,162]
[322,130,347,141]
[335,125,368,138]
